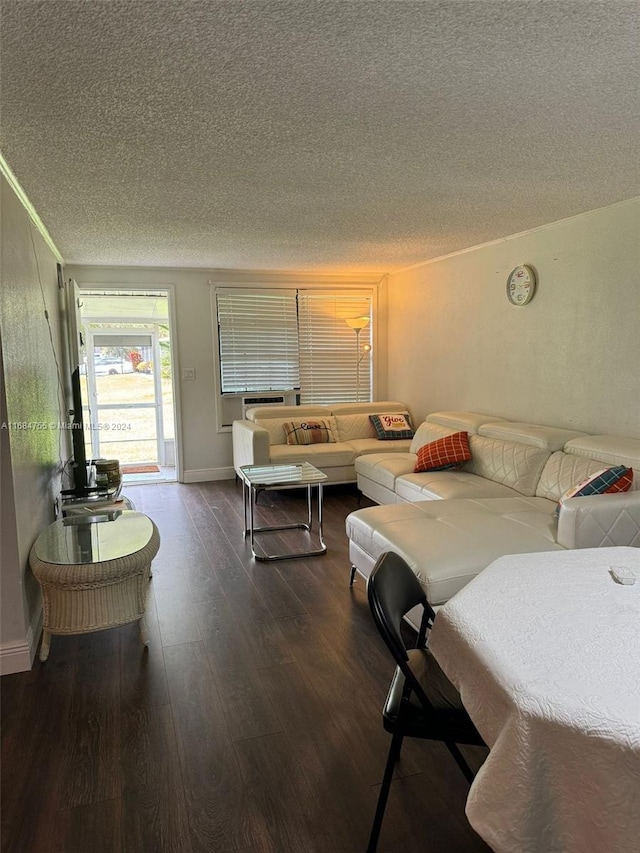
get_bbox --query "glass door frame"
[73,283,183,482]
[85,327,165,465]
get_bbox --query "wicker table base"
[29,511,160,661]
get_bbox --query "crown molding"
[0,150,64,263]
[395,196,640,275]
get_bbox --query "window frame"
[211,280,377,432]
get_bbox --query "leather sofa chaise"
[347,411,640,623]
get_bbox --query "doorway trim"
[76,284,184,482]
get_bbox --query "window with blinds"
[215,287,373,402]
[298,292,372,404]
[216,289,300,393]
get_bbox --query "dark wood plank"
[153,569,202,647]
[57,630,122,810]
[58,676,121,809]
[265,621,423,784]
[120,704,193,853]
[379,769,492,852]
[164,642,265,851]
[50,799,122,853]
[193,599,285,741]
[118,606,171,711]
[199,586,296,670]
[200,490,312,621]
[1,678,72,853]
[233,731,340,853]
[0,672,27,754]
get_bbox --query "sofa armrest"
[556,491,640,549]
[232,420,270,474]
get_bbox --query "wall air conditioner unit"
[241,393,295,419]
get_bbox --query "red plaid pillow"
[414,431,471,473]
[556,465,633,514]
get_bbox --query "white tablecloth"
[429,546,640,853]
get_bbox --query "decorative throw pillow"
[370,412,414,440]
[556,465,633,514]
[283,419,336,446]
[414,431,471,472]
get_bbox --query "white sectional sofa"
[232,401,414,484]
[347,411,640,617]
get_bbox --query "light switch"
[182,368,196,380]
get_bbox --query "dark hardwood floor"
[1,480,490,853]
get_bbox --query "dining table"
[428,546,640,853]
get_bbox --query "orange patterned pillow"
[414,431,471,472]
[283,419,336,446]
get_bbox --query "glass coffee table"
[239,463,328,561]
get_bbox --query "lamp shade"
[345,316,370,331]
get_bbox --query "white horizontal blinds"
[217,289,300,393]
[298,292,372,404]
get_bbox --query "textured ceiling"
[2,1,639,273]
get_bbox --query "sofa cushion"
[334,413,378,442]
[283,419,336,445]
[410,422,461,454]
[465,435,550,497]
[415,431,471,472]
[330,401,409,417]
[254,417,291,446]
[255,415,339,447]
[355,452,417,490]
[395,471,522,502]
[370,413,414,440]
[563,435,640,490]
[348,438,414,456]
[411,410,507,456]
[246,405,329,422]
[346,497,560,605]
[478,422,587,451]
[536,452,620,502]
[425,411,507,432]
[270,443,356,467]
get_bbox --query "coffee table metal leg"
[249,484,257,554]
[242,476,249,535]
[247,482,327,561]
[317,483,325,551]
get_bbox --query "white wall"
[0,175,70,673]
[65,267,384,481]
[387,199,640,437]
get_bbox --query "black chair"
[365,551,485,852]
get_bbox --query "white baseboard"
[183,467,235,483]
[0,608,42,675]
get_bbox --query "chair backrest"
[367,552,435,666]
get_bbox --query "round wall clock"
[506,264,537,305]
